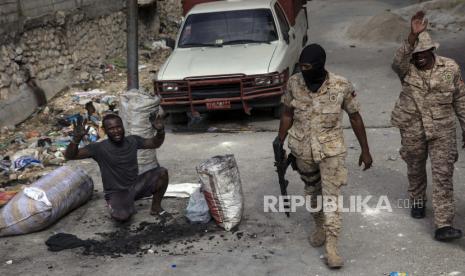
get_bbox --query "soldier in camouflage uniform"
[391,11,465,241]
[275,44,373,269]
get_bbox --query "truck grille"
[190,83,241,100]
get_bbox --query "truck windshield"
[178,9,278,48]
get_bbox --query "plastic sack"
[0,166,94,237]
[0,191,18,208]
[185,188,211,224]
[197,155,244,231]
[120,89,161,174]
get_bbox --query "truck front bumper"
[156,73,286,116]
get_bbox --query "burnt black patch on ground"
[81,219,220,257]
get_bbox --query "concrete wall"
[0,0,182,128]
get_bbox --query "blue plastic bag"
[13,157,42,171]
[185,188,211,224]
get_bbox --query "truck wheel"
[272,106,282,119]
[170,112,188,124]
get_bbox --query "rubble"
[396,0,465,32]
[347,12,409,43]
[346,0,465,43]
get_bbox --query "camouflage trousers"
[399,130,458,228]
[295,154,348,238]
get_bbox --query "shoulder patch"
[443,71,454,82]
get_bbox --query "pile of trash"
[0,89,117,191]
[0,38,172,207]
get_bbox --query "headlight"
[254,72,287,86]
[161,82,179,92]
[254,76,272,86]
[272,76,281,85]
[275,71,287,84]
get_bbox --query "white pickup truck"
[155,0,309,119]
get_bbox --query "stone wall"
[0,0,127,42]
[0,0,183,127]
[157,0,184,36]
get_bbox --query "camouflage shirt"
[391,39,465,140]
[282,72,360,162]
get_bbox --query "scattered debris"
[151,39,172,50]
[65,220,219,257]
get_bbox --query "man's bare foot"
[150,207,162,216]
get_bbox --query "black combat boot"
[434,226,463,241]
[410,204,425,219]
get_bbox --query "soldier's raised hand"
[411,11,428,35]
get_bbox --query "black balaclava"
[299,44,327,92]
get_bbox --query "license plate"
[206,100,231,110]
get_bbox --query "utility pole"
[127,0,139,90]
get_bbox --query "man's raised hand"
[72,117,90,143]
[149,111,165,131]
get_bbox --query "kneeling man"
[65,113,168,222]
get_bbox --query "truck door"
[274,2,299,73]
